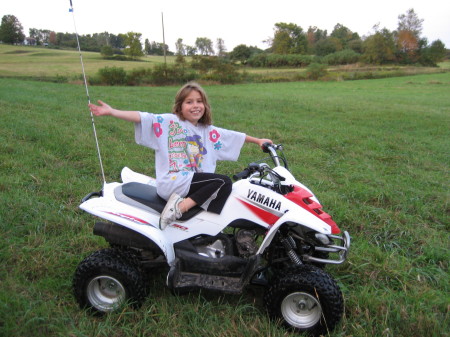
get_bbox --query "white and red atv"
[73,143,350,335]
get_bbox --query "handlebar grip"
[233,168,250,180]
[261,142,272,153]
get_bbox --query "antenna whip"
[69,0,106,184]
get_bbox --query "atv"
[73,143,350,335]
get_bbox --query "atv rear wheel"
[264,264,343,336]
[73,248,147,314]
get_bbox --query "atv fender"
[256,208,332,255]
[92,221,174,265]
[94,222,163,253]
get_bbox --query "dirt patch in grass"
[4,50,33,54]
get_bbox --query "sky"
[2,0,450,51]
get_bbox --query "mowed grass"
[0,73,449,336]
[0,44,172,78]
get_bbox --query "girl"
[89,82,272,229]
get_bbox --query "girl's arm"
[88,100,141,123]
[245,135,273,148]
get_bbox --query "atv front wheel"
[264,264,343,336]
[73,248,147,314]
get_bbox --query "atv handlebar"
[233,161,286,183]
[262,142,282,153]
[261,142,272,153]
[233,144,287,181]
[263,143,285,168]
[233,168,251,181]
[233,163,261,180]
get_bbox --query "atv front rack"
[303,231,351,265]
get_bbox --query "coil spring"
[281,236,302,265]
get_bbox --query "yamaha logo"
[247,189,281,211]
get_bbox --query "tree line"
[0,9,447,66]
[256,9,446,66]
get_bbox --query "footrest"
[174,272,244,294]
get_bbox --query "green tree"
[29,28,40,44]
[175,38,185,56]
[306,26,327,53]
[92,32,109,46]
[272,22,307,54]
[272,29,291,54]
[229,44,253,62]
[144,38,151,55]
[195,37,214,55]
[146,41,169,56]
[347,37,363,53]
[216,38,226,58]
[330,24,352,47]
[419,39,447,66]
[362,26,396,64]
[185,45,197,56]
[330,23,362,53]
[314,37,342,56]
[123,32,143,59]
[229,44,262,63]
[101,45,114,58]
[0,15,25,44]
[427,39,446,62]
[190,56,219,73]
[305,63,328,80]
[110,34,125,49]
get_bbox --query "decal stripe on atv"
[105,211,150,225]
[237,198,280,225]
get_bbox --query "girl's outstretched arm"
[245,135,273,148]
[88,100,141,123]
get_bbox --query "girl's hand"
[88,100,113,116]
[257,138,273,148]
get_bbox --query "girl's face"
[181,90,205,126]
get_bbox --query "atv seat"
[116,182,202,221]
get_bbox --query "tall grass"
[0,73,449,336]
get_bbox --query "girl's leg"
[178,197,197,213]
[186,173,232,214]
[160,173,231,230]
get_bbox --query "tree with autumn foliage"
[395,8,424,63]
[306,26,327,54]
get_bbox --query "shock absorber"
[281,235,302,265]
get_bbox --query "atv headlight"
[315,233,331,245]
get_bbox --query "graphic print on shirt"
[167,120,207,174]
[186,134,207,171]
[153,116,164,138]
[209,129,223,150]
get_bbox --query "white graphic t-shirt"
[135,112,246,200]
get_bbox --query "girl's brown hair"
[172,82,212,125]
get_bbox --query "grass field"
[0,69,449,336]
[1,44,448,83]
[0,44,171,79]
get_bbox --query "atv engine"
[236,229,258,258]
[196,238,227,258]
